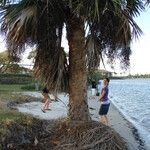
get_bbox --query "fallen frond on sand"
[41,120,127,150]
[0,118,127,150]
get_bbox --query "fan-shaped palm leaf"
[1,0,68,92]
[69,0,144,69]
[0,0,147,90]
[34,0,68,92]
[1,0,37,60]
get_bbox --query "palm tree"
[0,0,146,121]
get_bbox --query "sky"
[0,8,150,75]
[130,8,150,75]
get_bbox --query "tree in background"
[0,0,147,121]
[0,50,31,73]
[0,50,10,73]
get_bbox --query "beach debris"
[34,137,38,146]
[45,120,128,150]
[0,116,128,150]
[89,107,96,110]
[41,108,46,113]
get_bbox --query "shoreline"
[108,103,146,150]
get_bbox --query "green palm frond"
[0,0,148,92]
[0,0,7,6]
[73,0,144,69]
[147,0,150,2]
[1,0,37,61]
[126,0,145,17]
[146,0,150,4]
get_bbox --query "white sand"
[17,93,68,120]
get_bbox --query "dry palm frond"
[34,0,68,93]
[86,34,101,71]
[34,47,69,93]
[49,121,127,150]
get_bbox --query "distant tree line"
[127,74,150,78]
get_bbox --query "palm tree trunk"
[66,16,91,121]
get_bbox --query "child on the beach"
[41,87,52,113]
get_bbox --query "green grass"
[0,83,42,93]
[0,84,24,101]
[0,84,38,135]
[0,109,35,141]
[0,83,40,122]
[0,109,25,121]
[0,83,39,99]
[0,108,34,122]
[0,84,25,92]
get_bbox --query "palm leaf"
[34,47,69,93]
[1,0,68,92]
[86,34,101,71]
[1,0,37,61]
[126,0,145,17]
[72,0,144,69]
[33,0,68,92]
[0,0,148,92]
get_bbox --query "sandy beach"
[88,96,146,150]
[16,92,146,150]
[108,103,145,150]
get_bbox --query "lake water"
[109,79,150,149]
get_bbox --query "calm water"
[109,79,150,149]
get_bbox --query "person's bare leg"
[45,101,50,110]
[99,115,105,124]
[99,115,108,125]
[104,115,108,126]
[41,104,46,112]
[44,100,49,109]
[99,116,102,123]
[42,100,49,112]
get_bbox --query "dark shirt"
[92,81,96,88]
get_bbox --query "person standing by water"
[91,80,97,96]
[96,80,101,96]
[41,87,52,113]
[99,78,110,125]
